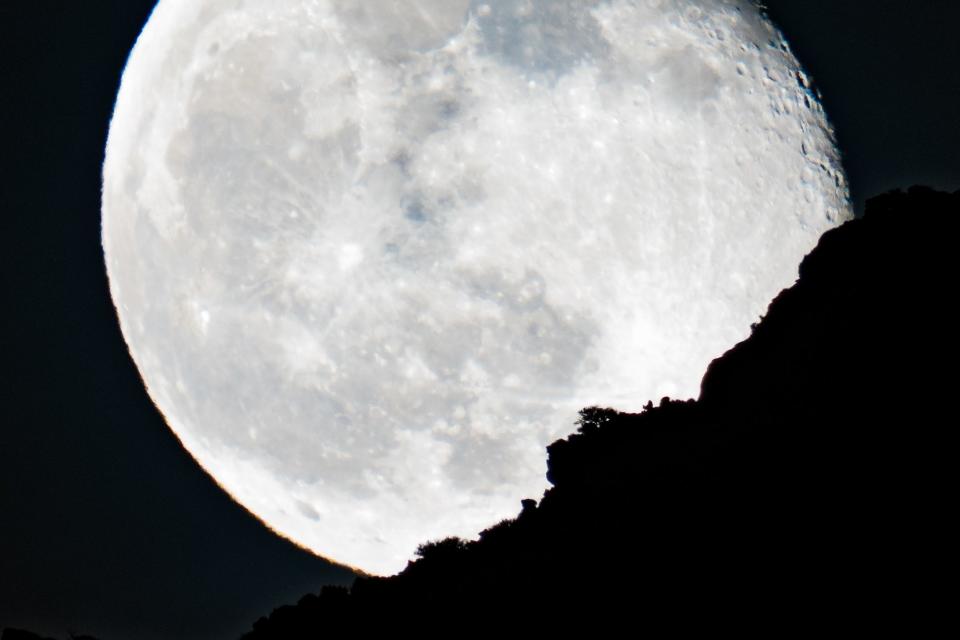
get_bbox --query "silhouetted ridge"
[238,187,956,635]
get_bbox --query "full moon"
[102,0,850,575]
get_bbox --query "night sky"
[2,2,958,638]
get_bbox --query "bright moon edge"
[102,0,851,576]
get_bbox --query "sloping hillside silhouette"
[5,187,954,640]
[239,186,957,635]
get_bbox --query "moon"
[102,0,850,575]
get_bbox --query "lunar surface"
[102,0,851,575]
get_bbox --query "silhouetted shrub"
[414,536,469,560]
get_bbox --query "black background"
[2,2,958,638]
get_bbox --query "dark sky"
[1,1,957,638]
